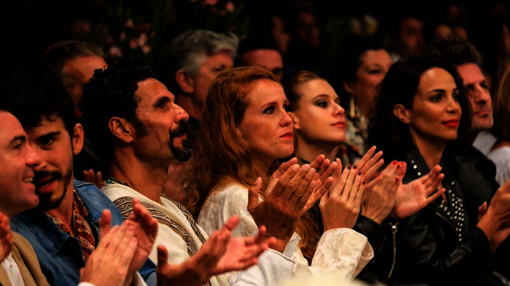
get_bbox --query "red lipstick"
[442,119,459,127]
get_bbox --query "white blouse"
[198,182,374,286]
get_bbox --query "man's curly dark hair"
[79,57,158,164]
[0,69,77,136]
[422,38,482,67]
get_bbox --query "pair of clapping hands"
[0,201,274,286]
[246,147,446,251]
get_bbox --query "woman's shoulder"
[209,181,250,203]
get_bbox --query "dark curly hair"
[422,38,482,67]
[79,57,158,165]
[0,69,77,136]
[367,55,472,162]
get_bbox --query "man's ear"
[342,81,355,95]
[175,69,195,94]
[288,112,300,130]
[393,104,411,124]
[72,123,85,155]
[109,117,135,144]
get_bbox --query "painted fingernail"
[358,171,362,175]
[353,165,357,169]
[392,161,397,165]
[347,165,351,169]
[362,181,366,185]
[396,164,400,169]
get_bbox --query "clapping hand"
[0,212,13,263]
[80,223,138,286]
[161,162,192,204]
[157,215,273,286]
[248,158,331,252]
[99,199,158,280]
[362,161,401,224]
[83,169,106,189]
[392,164,445,219]
[320,160,366,230]
[356,146,385,182]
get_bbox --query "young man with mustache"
[0,104,160,286]
[0,70,159,286]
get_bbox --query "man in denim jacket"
[0,70,156,286]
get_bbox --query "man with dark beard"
[80,57,279,286]
[0,69,159,286]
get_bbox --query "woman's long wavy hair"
[367,55,472,162]
[186,66,318,261]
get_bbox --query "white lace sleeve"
[197,184,373,283]
[198,185,295,286]
[311,229,374,279]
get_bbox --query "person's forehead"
[418,67,456,91]
[25,116,66,137]
[64,55,107,76]
[457,63,485,84]
[135,78,174,103]
[361,50,392,65]
[203,51,233,65]
[247,79,285,104]
[0,112,26,147]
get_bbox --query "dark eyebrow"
[427,89,447,94]
[153,96,171,108]
[36,131,60,143]
[427,87,458,95]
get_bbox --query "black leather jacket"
[372,145,503,286]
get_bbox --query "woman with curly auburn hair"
[187,66,374,285]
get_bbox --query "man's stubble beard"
[135,121,193,170]
[36,163,74,211]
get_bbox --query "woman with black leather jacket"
[367,55,510,286]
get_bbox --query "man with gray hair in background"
[160,30,238,149]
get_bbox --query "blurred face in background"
[397,17,424,58]
[62,55,107,119]
[192,51,233,109]
[457,63,493,132]
[343,49,393,112]
[241,49,284,79]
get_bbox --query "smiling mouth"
[34,177,56,193]
[23,178,33,183]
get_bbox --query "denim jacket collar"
[12,180,101,256]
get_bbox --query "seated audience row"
[1,30,510,286]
